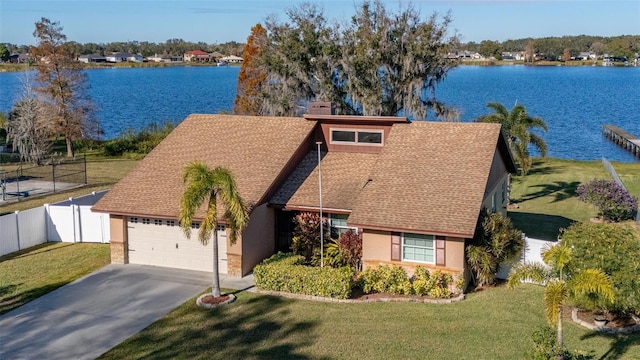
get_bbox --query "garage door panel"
[127,218,226,273]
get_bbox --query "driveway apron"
[0,264,211,360]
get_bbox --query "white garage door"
[127,217,227,273]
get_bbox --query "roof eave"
[347,222,473,239]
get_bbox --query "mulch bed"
[574,308,639,329]
[200,294,231,305]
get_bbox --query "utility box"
[307,102,335,115]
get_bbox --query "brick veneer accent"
[110,240,128,264]
[227,253,242,278]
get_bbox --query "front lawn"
[99,285,639,359]
[0,242,110,315]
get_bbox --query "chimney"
[307,102,335,115]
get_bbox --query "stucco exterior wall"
[109,215,127,264]
[481,149,510,216]
[240,203,275,276]
[361,229,465,276]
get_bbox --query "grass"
[0,242,110,315]
[98,285,640,360]
[612,161,640,198]
[0,157,138,213]
[508,158,622,240]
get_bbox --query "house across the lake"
[184,50,212,62]
[93,104,515,283]
[106,52,143,63]
[78,54,106,63]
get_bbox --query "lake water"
[0,65,638,162]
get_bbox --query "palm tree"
[508,243,614,354]
[180,162,249,298]
[475,102,548,175]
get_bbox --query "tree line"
[1,38,244,59]
[461,35,640,60]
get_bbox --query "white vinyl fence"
[497,236,557,279]
[0,191,110,257]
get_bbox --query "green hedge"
[359,265,463,298]
[254,252,355,299]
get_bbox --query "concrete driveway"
[0,264,217,360]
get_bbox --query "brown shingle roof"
[271,151,378,211]
[348,122,504,238]
[93,114,315,219]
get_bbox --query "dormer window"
[330,128,383,146]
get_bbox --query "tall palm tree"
[508,243,614,353]
[180,162,249,298]
[475,102,548,175]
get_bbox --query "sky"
[1,0,639,46]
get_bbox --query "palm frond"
[529,133,547,157]
[528,116,548,132]
[211,167,249,244]
[569,269,615,305]
[544,279,568,325]
[542,243,572,273]
[180,162,215,239]
[198,191,218,245]
[507,262,549,288]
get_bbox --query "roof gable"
[348,121,505,237]
[93,114,316,218]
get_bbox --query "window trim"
[329,213,357,237]
[329,128,384,146]
[401,232,435,264]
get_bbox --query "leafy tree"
[467,211,524,286]
[508,243,615,351]
[561,222,640,314]
[179,162,249,298]
[6,73,52,164]
[233,24,268,115]
[31,18,99,158]
[474,102,548,175]
[261,0,458,119]
[0,43,9,62]
[479,40,502,59]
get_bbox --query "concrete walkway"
[0,264,255,360]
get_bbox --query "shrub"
[577,179,638,222]
[253,252,354,299]
[467,211,524,286]
[317,230,363,270]
[530,326,593,360]
[337,229,362,270]
[101,121,175,157]
[360,265,412,295]
[561,222,640,314]
[291,212,329,263]
[359,265,459,298]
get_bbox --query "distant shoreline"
[1,60,635,73]
[0,61,240,73]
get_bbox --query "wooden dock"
[603,125,640,158]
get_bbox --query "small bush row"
[359,265,464,298]
[254,252,355,299]
[102,121,175,157]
